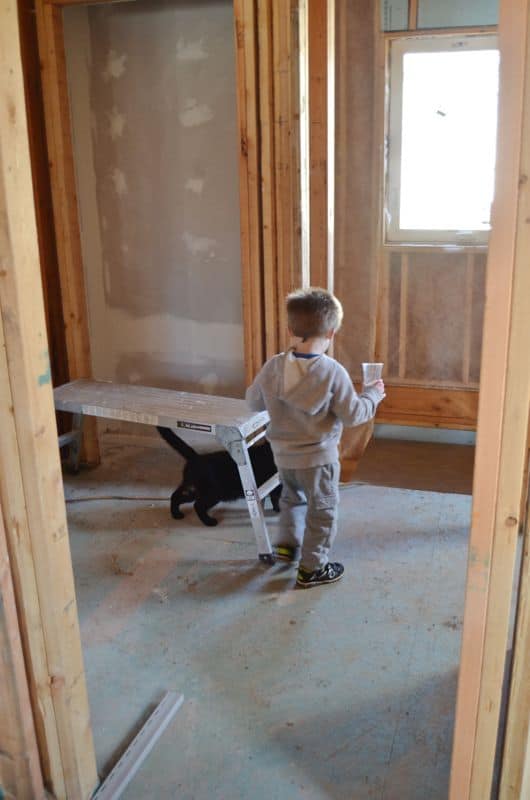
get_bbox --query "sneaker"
[273,545,299,564]
[296,562,344,588]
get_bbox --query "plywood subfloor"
[352,438,474,495]
[65,438,470,799]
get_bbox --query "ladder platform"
[54,379,270,439]
[54,380,277,561]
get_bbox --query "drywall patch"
[185,177,205,195]
[108,107,126,140]
[199,372,219,394]
[102,49,127,81]
[176,37,208,62]
[111,167,128,196]
[179,98,214,127]
[182,231,216,258]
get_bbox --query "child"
[245,287,385,588]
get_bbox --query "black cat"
[157,426,281,527]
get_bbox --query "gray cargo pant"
[277,462,340,572]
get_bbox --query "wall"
[63,0,245,400]
[334,2,492,429]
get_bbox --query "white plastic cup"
[362,362,384,387]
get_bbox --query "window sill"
[382,242,488,253]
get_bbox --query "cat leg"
[170,485,189,519]
[194,498,219,527]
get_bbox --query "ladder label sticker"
[245,489,260,517]
[177,421,214,433]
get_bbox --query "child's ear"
[327,329,336,340]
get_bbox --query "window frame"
[385,32,499,246]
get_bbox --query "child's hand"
[373,379,385,398]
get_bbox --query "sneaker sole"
[296,572,344,588]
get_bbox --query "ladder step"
[257,473,280,500]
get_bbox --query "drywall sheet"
[63,0,245,397]
[334,1,378,381]
[418,0,498,29]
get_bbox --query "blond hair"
[286,287,343,340]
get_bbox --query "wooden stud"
[0,506,45,800]
[0,307,64,796]
[371,4,387,362]
[408,0,418,31]
[462,253,475,384]
[272,0,288,347]
[273,0,302,350]
[326,0,335,294]
[289,0,303,294]
[0,2,97,795]
[257,0,279,360]
[35,0,99,465]
[398,254,408,378]
[234,0,266,381]
[450,0,530,796]
[374,251,391,365]
[298,0,310,287]
[500,491,530,799]
[18,0,69,395]
[308,0,329,289]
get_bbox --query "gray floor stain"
[65,438,471,799]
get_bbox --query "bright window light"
[386,36,499,244]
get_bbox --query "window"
[386,35,500,245]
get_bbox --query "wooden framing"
[371,14,498,428]
[252,0,303,361]
[500,493,530,799]
[398,254,408,379]
[273,0,304,348]
[407,0,418,31]
[0,504,44,799]
[298,0,310,286]
[307,0,332,290]
[18,0,69,394]
[0,1,97,795]
[234,0,267,380]
[377,386,479,430]
[449,0,530,796]
[34,1,99,464]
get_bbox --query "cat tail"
[156,426,197,461]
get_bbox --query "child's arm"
[245,377,266,412]
[331,365,384,427]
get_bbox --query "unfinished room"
[2,0,530,798]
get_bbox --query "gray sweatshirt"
[245,350,384,469]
